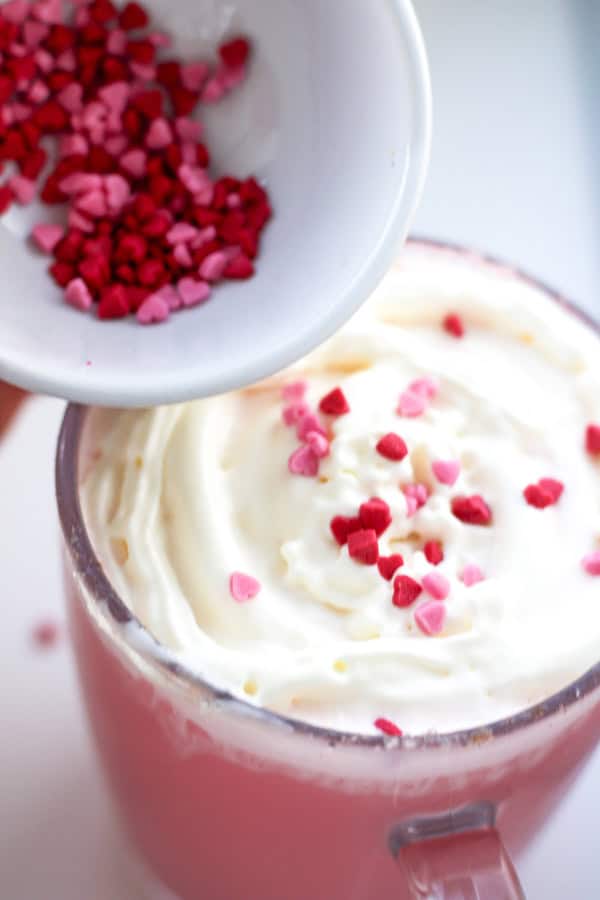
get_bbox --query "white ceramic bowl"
[0,0,431,405]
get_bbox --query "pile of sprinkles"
[227,308,600,738]
[0,0,271,322]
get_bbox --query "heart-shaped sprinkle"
[288,444,319,477]
[229,571,261,602]
[581,552,600,576]
[461,564,485,586]
[392,574,422,608]
[432,459,461,486]
[282,380,308,403]
[31,223,64,253]
[177,277,211,307]
[377,554,404,581]
[65,278,92,311]
[415,600,447,636]
[306,431,329,458]
[136,293,170,324]
[422,571,450,600]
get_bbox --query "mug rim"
[55,237,600,751]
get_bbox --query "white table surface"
[1,1,600,896]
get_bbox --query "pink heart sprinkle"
[422,571,450,600]
[74,4,89,24]
[35,48,54,72]
[67,209,94,232]
[33,0,62,24]
[282,380,308,403]
[105,135,128,156]
[397,390,426,417]
[153,284,181,311]
[57,82,83,113]
[106,29,127,55]
[179,142,197,164]
[461,564,485,587]
[581,551,600,576]
[59,134,88,158]
[200,76,225,104]
[190,225,216,248]
[288,445,319,477]
[23,21,48,47]
[405,496,418,518]
[226,192,241,209]
[297,412,326,442]
[404,483,429,507]
[82,100,106,130]
[181,61,209,91]
[59,172,102,195]
[9,175,35,204]
[99,80,130,114]
[415,600,447,636]
[1,0,29,23]
[282,402,310,426]
[173,242,193,267]
[178,163,212,197]
[148,31,171,48]
[130,62,156,81]
[65,278,92,311]
[175,117,202,142]
[28,79,49,104]
[105,174,130,212]
[166,222,199,245]
[306,431,330,459]
[146,117,172,150]
[31,223,64,253]
[432,459,461,486]
[409,376,439,399]
[199,250,227,282]
[11,102,30,122]
[137,293,170,325]
[76,189,107,218]
[55,48,75,71]
[177,277,211,307]
[119,148,146,179]
[229,571,261,602]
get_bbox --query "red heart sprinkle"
[377,554,404,581]
[376,432,408,461]
[319,386,350,416]
[219,37,250,69]
[424,540,444,565]
[392,574,422,608]
[359,497,392,537]
[523,478,564,508]
[443,312,464,337]
[585,424,600,455]
[347,529,379,566]
[374,717,402,737]
[330,515,361,546]
[451,495,492,525]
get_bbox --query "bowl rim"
[55,236,600,749]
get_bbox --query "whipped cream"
[81,245,600,735]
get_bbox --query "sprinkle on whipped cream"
[80,247,600,736]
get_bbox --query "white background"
[1,1,599,896]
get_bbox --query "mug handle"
[389,802,526,899]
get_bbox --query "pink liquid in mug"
[65,564,600,900]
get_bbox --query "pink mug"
[56,241,600,899]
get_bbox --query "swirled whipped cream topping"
[81,245,600,735]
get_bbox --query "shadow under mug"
[56,240,600,899]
